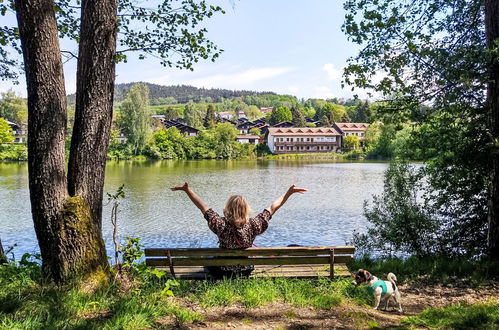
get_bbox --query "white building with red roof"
[266,127,342,154]
[333,122,370,140]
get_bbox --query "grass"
[403,300,499,329]
[1,256,498,329]
[176,277,369,309]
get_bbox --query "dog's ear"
[364,270,373,281]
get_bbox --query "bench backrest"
[145,246,355,278]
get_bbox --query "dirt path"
[156,283,499,329]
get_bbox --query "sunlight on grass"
[403,300,499,329]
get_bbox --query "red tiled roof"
[335,122,369,130]
[268,127,341,136]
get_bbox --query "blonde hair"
[224,195,252,228]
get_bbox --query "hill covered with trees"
[67,82,277,105]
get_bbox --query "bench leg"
[329,249,335,279]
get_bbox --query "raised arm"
[267,184,307,216]
[170,182,209,214]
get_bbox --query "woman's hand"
[171,182,189,192]
[287,184,307,195]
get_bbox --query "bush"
[352,162,439,257]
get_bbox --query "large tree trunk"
[15,0,70,281]
[66,0,118,273]
[68,0,117,224]
[15,0,115,282]
[486,0,499,260]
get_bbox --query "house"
[163,119,198,136]
[332,122,369,140]
[6,120,26,143]
[266,127,342,154]
[217,111,233,120]
[236,135,259,145]
[272,121,293,128]
[260,107,273,114]
[236,119,254,134]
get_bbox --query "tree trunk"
[15,0,70,280]
[0,238,5,264]
[486,0,499,260]
[15,0,115,282]
[66,0,118,274]
[68,0,118,226]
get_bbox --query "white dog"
[352,269,403,313]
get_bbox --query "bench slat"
[145,255,353,267]
[145,246,355,257]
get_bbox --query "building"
[163,119,198,136]
[6,120,26,143]
[260,107,273,114]
[266,127,342,154]
[333,122,369,140]
[236,135,259,145]
[217,111,233,120]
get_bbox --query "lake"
[0,160,388,259]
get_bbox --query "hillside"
[67,82,276,105]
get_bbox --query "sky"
[0,0,365,100]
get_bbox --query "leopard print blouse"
[203,208,272,249]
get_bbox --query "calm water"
[0,160,388,258]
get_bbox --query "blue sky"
[1,0,365,99]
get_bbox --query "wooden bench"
[144,246,355,279]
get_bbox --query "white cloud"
[288,86,299,94]
[183,66,295,90]
[323,63,341,81]
[314,86,335,99]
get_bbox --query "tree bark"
[15,0,115,282]
[66,0,118,274]
[0,238,5,264]
[486,0,499,259]
[68,0,118,226]
[15,0,70,280]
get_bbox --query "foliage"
[184,101,203,128]
[364,123,396,159]
[0,118,14,144]
[118,237,144,271]
[353,162,439,257]
[355,161,488,258]
[1,1,225,82]
[0,92,28,124]
[163,106,181,120]
[0,143,28,161]
[244,105,263,121]
[147,124,255,160]
[203,104,216,128]
[110,83,279,104]
[343,135,360,150]
[349,256,499,285]
[291,106,306,127]
[343,0,491,257]
[269,106,292,125]
[347,100,369,123]
[117,84,153,155]
[107,128,133,160]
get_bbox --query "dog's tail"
[387,272,398,290]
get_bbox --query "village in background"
[0,81,413,161]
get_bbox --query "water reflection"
[0,160,388,258]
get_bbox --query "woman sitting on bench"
[170,182,307,277]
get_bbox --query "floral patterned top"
[203,208,272,249]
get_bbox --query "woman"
[170,182,307,277]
